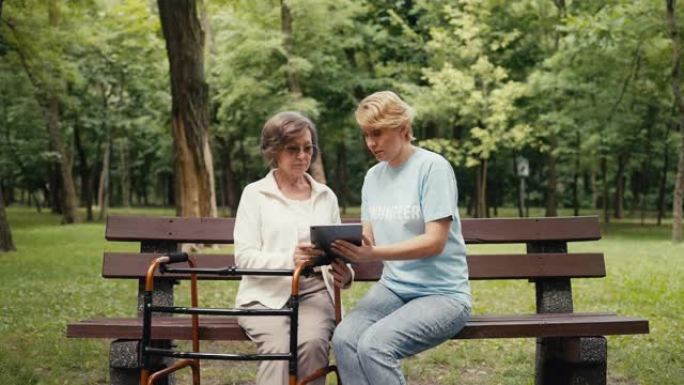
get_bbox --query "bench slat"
[106,216,236,243]
[351,216,601,242]
[66,313,648,341]
[106,216,601,244]
[103,252,605,281]
[460,216,601,243]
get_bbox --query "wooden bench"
[67,215,649,385]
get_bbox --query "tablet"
[310,224,362,265]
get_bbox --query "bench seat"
[67,312,648,341]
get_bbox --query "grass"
[0,206,682,384]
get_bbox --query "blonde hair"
[261,111,319,168]
[355,91,415,140]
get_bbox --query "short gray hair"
[261,111,319,168]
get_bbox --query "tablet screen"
[310,224,362,265]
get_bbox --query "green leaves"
[415,0,530,167]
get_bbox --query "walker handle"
[166,251,189,264]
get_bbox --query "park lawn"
[0,207,682,385]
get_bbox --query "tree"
[157,0,217,217]
[520,0,670,225]
[3,0,80,223]
[71,0,170,217]
[415,0,530,217]
[280,0,327,183]
[0,180,15,252]
[210,0,368,198]
[667,0,684,242]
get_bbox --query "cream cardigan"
[234,169,353,309]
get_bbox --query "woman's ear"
[400,124,411,141]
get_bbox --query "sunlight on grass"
[0,206,681,384]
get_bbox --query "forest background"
[2,0,684,246]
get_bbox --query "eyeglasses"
[283,144,316,156]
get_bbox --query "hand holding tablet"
[309,224,362,266]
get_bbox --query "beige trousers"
[238,280,335,385]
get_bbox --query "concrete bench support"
[529,241,607,385]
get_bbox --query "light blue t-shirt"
[361,147,471,305]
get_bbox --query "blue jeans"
[332,283,471,385]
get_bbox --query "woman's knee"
[258,335,289,354]
[357,331,400,365]
[356,332,382,360]
[332,319,356,349]
[299,333,329,357]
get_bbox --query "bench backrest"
[104,215,603,282]
[106,215,601,244]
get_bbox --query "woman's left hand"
[293,243,324,266]
[331,235,376,263]
[329,259,352,288]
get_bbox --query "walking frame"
[139,252,343,385]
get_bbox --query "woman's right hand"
[331,234,376,263]
[293,243,325,266]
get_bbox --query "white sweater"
[234,169,352,309]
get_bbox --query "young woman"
[331,91,471,385]
[233,111,352,385]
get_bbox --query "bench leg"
[110,339,175,385]
[535,336,607,385]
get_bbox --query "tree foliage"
[0,0,682,236]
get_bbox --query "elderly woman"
[331,91,471,385]
[233,111,352,385]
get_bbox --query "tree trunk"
[601,155,610,226]
[45,0,78,224]
[3,107,41,214]
[118,139,130,208]
[545,136,558,217]
[225,166,239,215]
[167,172,175,207]
[217,135,240,214]
[97,86,110,220]
[280,0,326,184]
[74,122,93,221]
[488,156,498,218]
[630,170,642,219]
[0,182,15,252]
[31,191,42,213]
[45,97,79,223]
[474,160,487,218]
[309,154,327,185]
[281,0,302,97]
[657,123,672,226]
[590,170,599,210]
[542,0,566,218]
[158,0,217,218]
[673,131,684,241]
[47,136,62,214]
[238,127,248,186]
[573,130,581,216]
[667,0,684,242]
[613,154,626,219]
[639,108,656,223]
[335,143,352,214]
[8,4,79,223]
[98,137,111,221]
